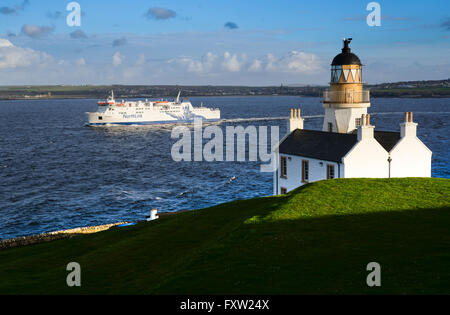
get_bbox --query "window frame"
[280,156,287,179]
[302,160,309,183]
[327,164,335,180]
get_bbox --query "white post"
[147,209,159,221]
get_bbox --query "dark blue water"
[0,96,449,239]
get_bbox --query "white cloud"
[249,59,262,72]
[178,52,217,73]
[260,51,321,74]
[112,52,125,66]
[0,38,51,69]
[175,50,321,76]
[222,51,241,72]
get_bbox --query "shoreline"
[0,210,186,250]
[1,94,450,101]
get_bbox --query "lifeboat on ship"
[98,90,116,106]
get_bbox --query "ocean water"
[0,96,449,239]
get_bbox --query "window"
[98,116,103,120]
[327,164,335,179]
[302,160,309,183]
[355,117,362,127]
[280,187,288,195]
[330,65,342,83]
[328,122,333,132]
[280,156,287,179]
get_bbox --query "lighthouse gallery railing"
[323,90,370,104]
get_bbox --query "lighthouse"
[322,38,370,133]
[272,38,432,195]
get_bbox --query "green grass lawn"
[0,178,449,294]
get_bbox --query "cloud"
[441,17,450,30]
[224,22,239,30]
[0,7,16,15]
[262,51,322,73]
[21,24,55,38]
[112,52,125,66]
[112,37,127,47]
[46,11,63,20]
[222,52,241,72]
[0,0,29,15]
[145,7,176,20]
[177,52,217,73]
[70,30,88,39]
[175,50,321,75]
[249,59,262,72]
[0,38,52,69]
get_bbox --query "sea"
[0,96,449,240]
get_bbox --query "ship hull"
[87,118,221,126]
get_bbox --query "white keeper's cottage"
[273,38,432,195]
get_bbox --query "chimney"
[400,112,418,138]
[357,114,375,141]
[288,108,304,133]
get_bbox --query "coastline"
[0,210,186,250]
[1,94,450,101]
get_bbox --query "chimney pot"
[409,112,413,123]
[366,114,371,126]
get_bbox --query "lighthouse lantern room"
[323,38,371,134]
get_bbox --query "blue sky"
[0,0,449,85]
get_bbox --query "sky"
[0,0,449,85]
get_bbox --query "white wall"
[276,153,342,194]
[390,137,432,177]
[323,107,367,133]
[342,137,389,178]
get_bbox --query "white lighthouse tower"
[273,38,432,195]
[322,38,371,133]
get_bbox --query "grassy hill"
[0,178,449,295]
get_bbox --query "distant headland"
[0,79,449,100]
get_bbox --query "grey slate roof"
[278,129,401,162]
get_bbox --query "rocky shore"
[0,210,186,250]
[0,222,127,250]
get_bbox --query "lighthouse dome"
[331,38,361,66]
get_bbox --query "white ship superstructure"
[87,91,220,126]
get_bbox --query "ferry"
[86,91,220,126]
